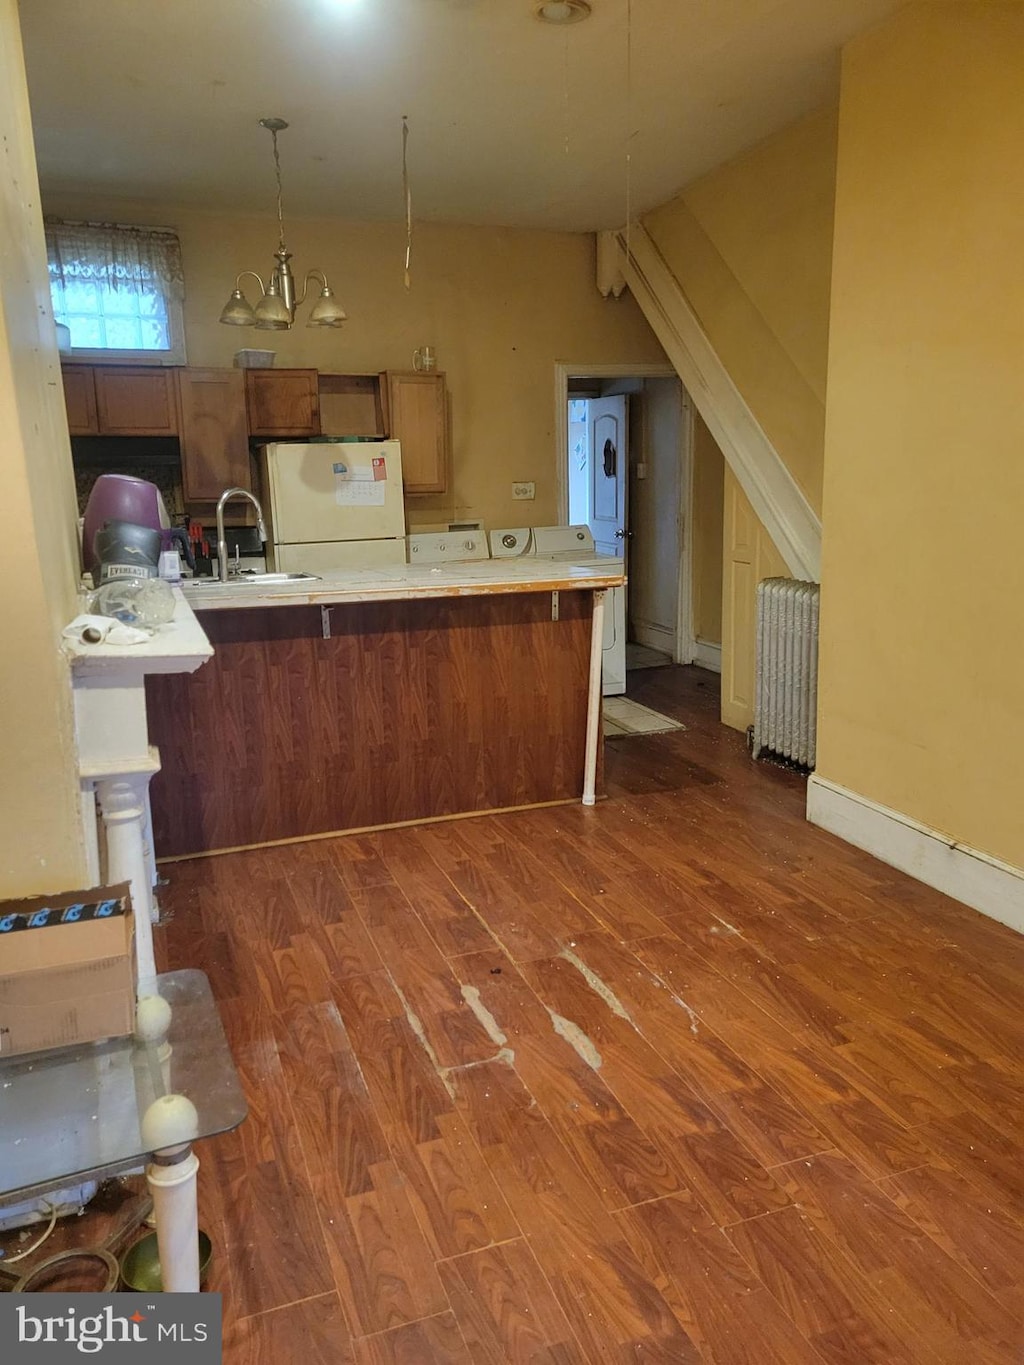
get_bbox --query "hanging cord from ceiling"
[563,27,571,158]
[402,115,413,290]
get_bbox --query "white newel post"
[96,772,159,987]
[64,593,213,987]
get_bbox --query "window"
[45,220,187,365]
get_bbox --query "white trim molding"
[692,639,722,674]
[609,225,821,583]
[632,619,677,657]
[807,775,1024,935]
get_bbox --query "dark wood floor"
[155,664,1024,1364]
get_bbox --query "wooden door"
[587,396,627,556]
[94,366,178,435]
[61,365,99,434]
[380,371,448,494]
[177,368,252,502]
[244,369,320,437]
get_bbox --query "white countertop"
[63,589,214,676]
[181,558,626,612]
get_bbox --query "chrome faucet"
[216,487,268,583]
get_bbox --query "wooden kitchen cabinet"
[93,366,179,436]
[61,365,99,434]
[244,368,320,438]
[177,368,252,502]
[380,371,448,494]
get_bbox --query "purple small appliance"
[82,474,166,573]
[82,473,194,583]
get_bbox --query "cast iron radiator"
[752,577,820,769]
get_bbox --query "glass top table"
[0,969,246,1203]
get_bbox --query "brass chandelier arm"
[294,269,330,307]
[234,270,268,297]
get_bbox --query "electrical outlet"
[512,481,536,501]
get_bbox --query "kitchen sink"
[235,572,321,584]
[187,572,320,588]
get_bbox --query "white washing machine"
[488,525,626,696]
[406,528,489,564]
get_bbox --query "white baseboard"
[692,638,722,674]
[807,775,1024,935]
[632,620,676,656]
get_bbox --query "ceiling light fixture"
[219,118,346,331]
[535,0,591,25]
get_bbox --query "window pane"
[140,318,171,349]
[105,317,143,349]
[137,291,166,319]
[102,288,140,317]
[64,281,100,313]
[68,316,103,348]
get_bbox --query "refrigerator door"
[263,441,406,545]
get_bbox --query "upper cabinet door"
[177,368,252,502]
[94,366,179,435]
[61,365,99,435]
[380,371,448,494]
[244,369,321,437]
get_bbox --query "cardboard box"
[0,883,136,1059]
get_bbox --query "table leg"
[582,589,606,806]
[146,1148,201,1292]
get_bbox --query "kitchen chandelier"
[218,118,347,330]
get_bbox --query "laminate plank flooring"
[154,664,1024,1363]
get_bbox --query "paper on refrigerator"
[333,460,386,506]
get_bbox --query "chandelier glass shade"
[219,119,346,331]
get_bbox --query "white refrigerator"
[260,441,407,573]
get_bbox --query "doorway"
[556,363,691,684]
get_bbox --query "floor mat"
[603,696,687,737]
[626,642,674,671]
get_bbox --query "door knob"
[615,528,628,539]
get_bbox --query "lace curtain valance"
[45,221,185,301]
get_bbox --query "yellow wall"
[691,412,724,645]
[644,105,837,517]
[44,195,666,531]
[0,0,86,895]
[817,2,1024,869]
[642,107,838,724]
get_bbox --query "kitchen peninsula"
[144,559,624,858]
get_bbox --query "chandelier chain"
[270,127,287,255]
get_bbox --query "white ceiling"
[19,0,899,232]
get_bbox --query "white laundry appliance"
[406,527,490,565]
[488,524,626,695]
[260,440,406,573]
